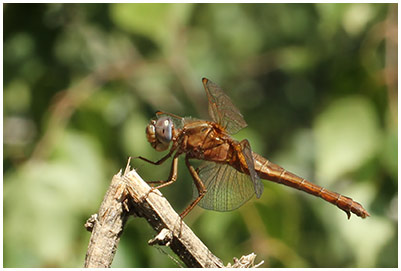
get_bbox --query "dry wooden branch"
[84,159,263,268]
[123,163,224,268]
[84,168,130,267]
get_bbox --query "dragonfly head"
[146,116,174,151]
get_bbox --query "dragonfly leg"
[180,156,207,218]
[151,155,179,187]
[142,155,179,199]
[132,148,178,187]
[131,149,174,166]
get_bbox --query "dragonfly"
[136,78,370,219]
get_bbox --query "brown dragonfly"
[137,78,370,219]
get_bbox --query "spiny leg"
[143,155,179,200]
[151,155,179,188]
[131,147,175,166]
[131,148,177,187]
[180,156,207,218]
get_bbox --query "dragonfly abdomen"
[252,152,370,219]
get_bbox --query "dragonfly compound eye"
[155,117,173,145]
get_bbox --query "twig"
[84,168,130,268]
[227,253,265,268]
[84,159,263,268]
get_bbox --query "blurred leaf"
[111,3,169,42]
[4,80,31,114]
[4,32,35,63]
[212,4,263,58]
[314,96,380,184]
[121,114,151,157]
[380,112,397,180]
[277,46,318,73]
[342,4,374,36]
[315,4,348,39]
[110,3,193,50]
[4,131,106,267]
[339,214,395,267]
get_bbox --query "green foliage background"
[3,3,397,268]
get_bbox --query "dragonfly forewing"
[202,78,247,134]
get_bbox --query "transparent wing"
[193,162,257,211]
[241,139,264,198]
[202,78,247,134]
